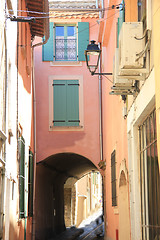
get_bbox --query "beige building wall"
[153,0,160,166]
[0,1,7,238]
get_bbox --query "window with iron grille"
[55,25,77,61]
[42,22,89,62]
[111,150,117,206]
[139,109,160,240]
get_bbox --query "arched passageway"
[35,152,102,240]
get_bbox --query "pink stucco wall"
[34,18,101,168]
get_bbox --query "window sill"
[50,61,82,67]
[49,125,84,131]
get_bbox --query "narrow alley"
[0,0,160,240]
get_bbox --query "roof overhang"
[26,0,49,39]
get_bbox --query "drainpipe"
[98,42,107,238]
[31,0,50,237]
[98,43,103,162]
[31,45,36,240]
[31,31,49,240]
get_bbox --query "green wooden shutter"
[53,80,67,126]
[53,80,79,126]
[28,150,34,217]
[19,136,25,219]
[78,22,89,61]
[42,22,54,61]
[67,80,79,126]
[117,2,125,47]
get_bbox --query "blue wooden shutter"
[42,22,54,61]
[53,80,67,126]
[117,2,125,47]
[67,80,79,126]
[53,80,79,126]
[19,136,25,218]
[78,22,89,61]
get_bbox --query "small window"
[111,150,117,206]
[49,75,84,130]
[53,80,79,126]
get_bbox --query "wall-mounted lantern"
[85,40,112,76]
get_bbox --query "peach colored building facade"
[96,1,130,239]
[97,0,160,240]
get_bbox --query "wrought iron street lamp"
[84,40,112,76]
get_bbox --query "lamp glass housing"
[84,40,101,75]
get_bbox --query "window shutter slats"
[111,150,117,206]
[28,150,34,217]
[53,80,79,126]
[67,80,79,126]
[117,2,125,47]
[18,136,25,219]
[42,22,54,61]
[78,22,89,61]
[53,80,67,126]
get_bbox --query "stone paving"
[50,209,104,240]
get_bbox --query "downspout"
[98,42,106,238]
[31,44,36,240]
[98,43,103,162]
[31,14,49,240]
[31,40,47,240]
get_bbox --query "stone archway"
[119,160,130,240]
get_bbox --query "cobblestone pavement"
[49,209,104,240]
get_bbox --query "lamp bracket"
[92,72,112,76]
